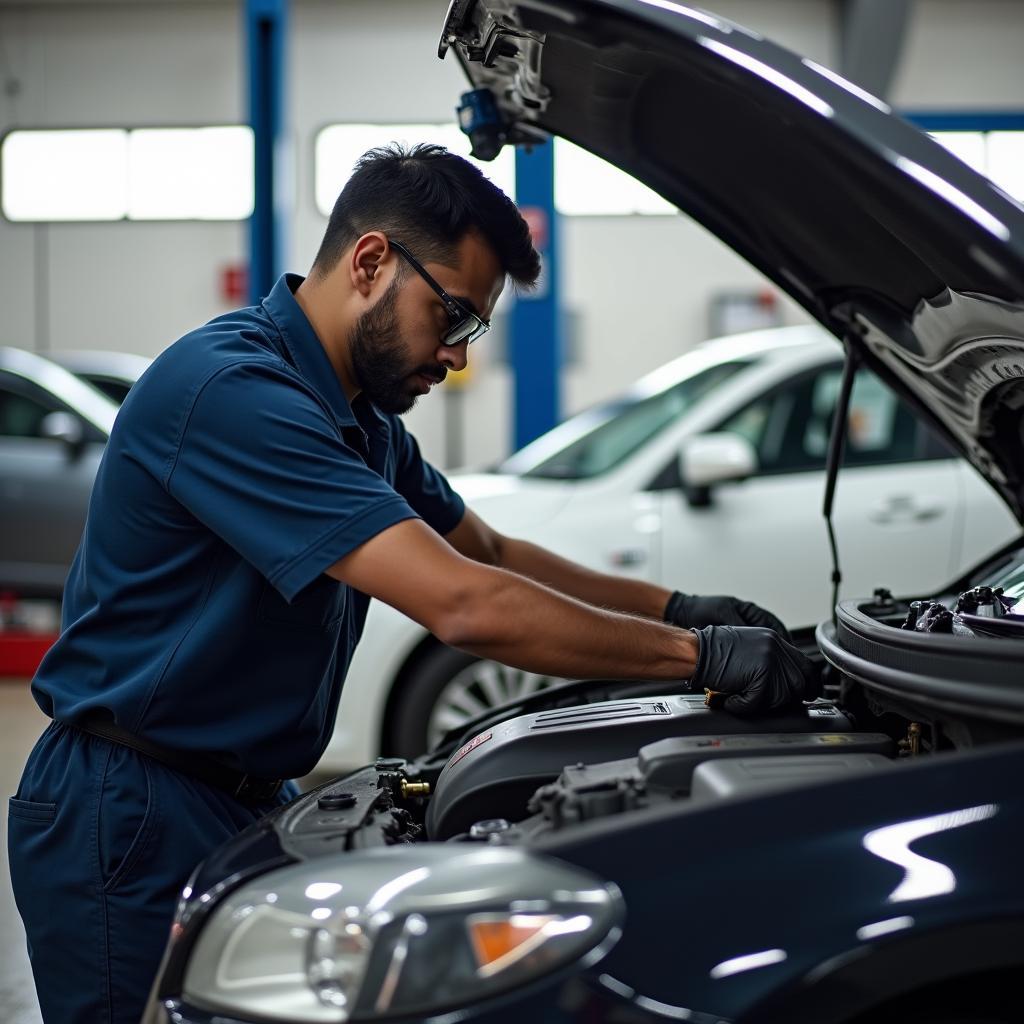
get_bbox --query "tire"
[386,643,562,756]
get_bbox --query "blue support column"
[246,0,288,304]
[511,142,562,449]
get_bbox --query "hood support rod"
[823,339,862,625]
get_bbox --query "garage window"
[1,127,254,222]
[313,125,674,218]
[314,123,516,216]
[554,140,675,216]
[906,114,1024,203]
[927,131,1024,201]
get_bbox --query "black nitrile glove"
[690,624,820,715]
[665,590,791,642]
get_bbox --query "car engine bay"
[269,540,1024,861]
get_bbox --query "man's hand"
[691,625,819,715]
[665,591,791,642]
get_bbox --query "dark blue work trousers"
[7,721,297,1024]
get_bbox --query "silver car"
[49,349,152,405]
[0,347,118,597]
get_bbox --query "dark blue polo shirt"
[32,274,465,778]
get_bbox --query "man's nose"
[437,340,469,373]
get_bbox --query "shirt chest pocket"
[257,574,346,630]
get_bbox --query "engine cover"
[426,694,854,838]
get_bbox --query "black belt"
[71,713,284,806]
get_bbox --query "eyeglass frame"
[388,239,491,347]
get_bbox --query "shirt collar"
[263,273,358,428]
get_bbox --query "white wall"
[0,2,246,355]
[1,0,1022,469]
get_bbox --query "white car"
[320,323,1018,767]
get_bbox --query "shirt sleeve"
[165,360,419,602]
[388,414,466,536]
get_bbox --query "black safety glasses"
[389,239,490,346]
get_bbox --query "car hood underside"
[440,0,1024,520]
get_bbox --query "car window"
[0,379,59,438]
[717,365,932,474]
[517,361,749,480]
[80,375,133,404]
[0,372,106,443]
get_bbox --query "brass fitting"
[400,780,431,799]
[898,722,922,757]
[908,722,921,756]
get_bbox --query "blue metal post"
[511,142,562,449]
[246,0,288,304]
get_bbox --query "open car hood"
[439,0,1024,521]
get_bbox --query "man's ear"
[349,232,390,298]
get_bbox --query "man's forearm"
[443,563,697,682]
[331,518,692,682]
[496,535,673,621]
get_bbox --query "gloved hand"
[665,591,791,642]
[690,624,820,715]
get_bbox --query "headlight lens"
[182,846,623,1021]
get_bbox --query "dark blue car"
[144,2,1024,1021]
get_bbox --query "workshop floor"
[1,681,46,1024]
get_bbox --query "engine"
[272,576,1024,860]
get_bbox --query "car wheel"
[388,644,562,755]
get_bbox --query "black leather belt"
[71,712,284,806]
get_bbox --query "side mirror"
[39,411,86,458]
[680,432,757,506]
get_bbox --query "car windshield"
[500,361,749,480]
[78,374,134,404]
[986,559,1024,613]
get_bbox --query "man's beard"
[349,277,445,415]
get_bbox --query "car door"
[0,371,106,596]
[656,363,965,628]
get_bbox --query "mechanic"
[7,144,817,1024]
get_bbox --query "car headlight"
[182,846,623,1021]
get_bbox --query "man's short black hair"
[312,142,541,290]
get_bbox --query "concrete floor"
[1,681,47,1024]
